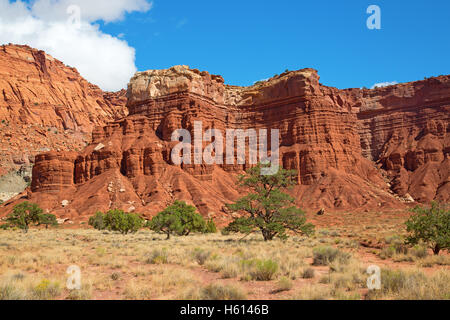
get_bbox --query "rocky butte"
[1,63,449,224]
[0,44,127,201]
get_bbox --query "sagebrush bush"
[410,244,428,259]
[32,279,61,300]
[147,248,169,264]
[193,248,211,266]
[200,283,247,300]
[276,277,293,292]
[301,268,315,279]
[312,246,350,266]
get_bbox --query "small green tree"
[149,201,207,239]
[405,202,450,255]
[38,213,58,229]
[6,202,43,233]
[102,209,144,235]
[224,163,315,241]
[88,211,106,230]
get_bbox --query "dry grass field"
[0,210,449,300]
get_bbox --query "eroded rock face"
[0,44,128,179]
[356,77,450,203]
[2,62,448,222]
[13,65,412,223]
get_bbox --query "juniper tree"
[405,202,450,255]
[6,201,43,233]
[149,201,207,239]
[224,163,314,241]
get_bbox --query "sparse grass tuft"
[275,277,293,292]
[193,248,211,266]
[247,259,278,281]
[146,248,168,264]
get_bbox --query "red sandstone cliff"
[355,77,450,203]
[1,59,448,222]
[0,44,128,180]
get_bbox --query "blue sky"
[2,0,449,90]
[99,0,450,89]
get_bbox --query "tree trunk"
[433,244,440,255]
[261,230,274,241]
[166,232,170,240]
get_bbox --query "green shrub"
[249,259,278,281]
[312,246,350,266]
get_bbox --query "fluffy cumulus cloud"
[371,81,398,89]
[0,0,152,91]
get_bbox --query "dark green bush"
[88,211,106,230]
[88,209,144,234]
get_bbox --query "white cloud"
[253,78,269,85]
[371,81,398,89]
[0,0,152,91]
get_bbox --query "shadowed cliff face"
[2,63,448,222]
[0,44,128,200]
